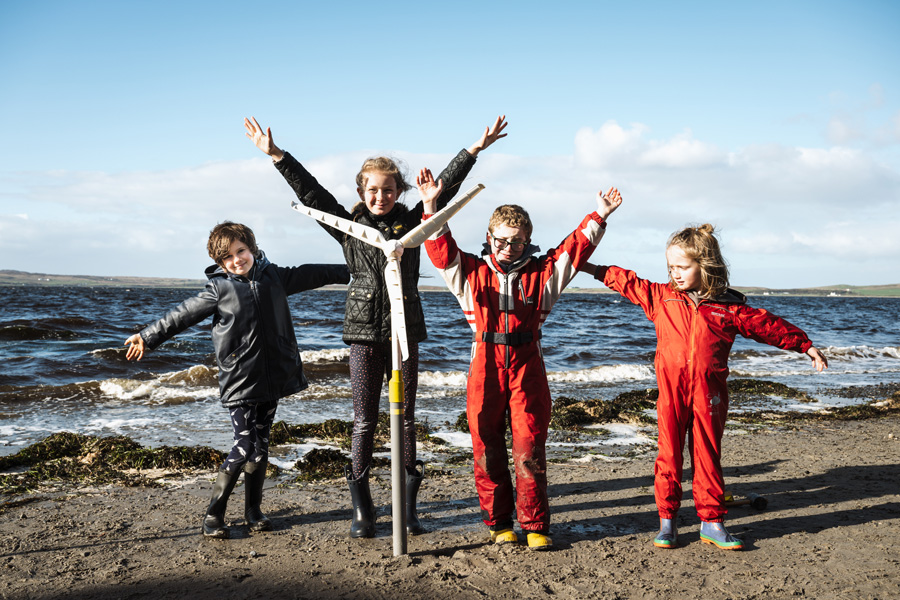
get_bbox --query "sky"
[1,0,899,289]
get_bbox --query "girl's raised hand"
[244,116,284,161]
[597,187,623,220]
[468,115,509,156]
[416,168,444,214]
[124,334,145,361]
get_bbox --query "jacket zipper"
[250,279,272,397]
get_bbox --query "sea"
[1,285,898,469]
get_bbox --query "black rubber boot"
[346,465,376,538]
[406,460,426,535]
[244,461,272,532]
[202,468,241,538]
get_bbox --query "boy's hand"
[125,334,146,361]
[807,346,828,372]
[416,168,443,214]
[244,116,285,161]
[597,186,623,220]
[468,115,508,156]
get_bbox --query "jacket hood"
[205,251,272,281]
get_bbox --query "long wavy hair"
[666,223,729,298]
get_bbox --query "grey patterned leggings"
[222,400,278,475]
[349,342,419,479]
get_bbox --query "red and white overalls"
[599,266,814,522]
[425,212,607,532]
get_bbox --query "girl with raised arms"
[245,115,508,538]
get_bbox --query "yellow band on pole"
[389,370,404,404]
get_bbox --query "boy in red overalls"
[418,168,622,549]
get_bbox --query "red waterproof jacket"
[600,265,813,520]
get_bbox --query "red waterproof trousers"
[601,266,813,522]
[426,212,607,531]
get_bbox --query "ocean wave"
[0,380,106,404]
[419,370,467,388]
[547,364,654,383]
[821,345,900,360]
[99,376,216,405]
[0,323,80,341]
[286,383,351,401]
[301,348,350,363]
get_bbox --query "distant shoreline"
[1,269,899,297]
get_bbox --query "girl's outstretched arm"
[579,262,599,277]
[468,115,508,156]
[806,346,828,371]
[244,116,285,161]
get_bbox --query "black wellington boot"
[202,468,241,538]
[244,461,272,532]
[406,460,426,535]
[346,465,376,538]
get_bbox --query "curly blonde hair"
[666,223,729,298]
[488,204,533,238]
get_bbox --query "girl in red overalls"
[583,224,827,550]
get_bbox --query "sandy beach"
[1,410,898,600]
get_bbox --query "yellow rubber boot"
[489,528,518,545]
[526,532,553,551]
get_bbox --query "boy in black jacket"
[125,221,349,538]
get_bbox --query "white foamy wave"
[547,363,654,383]
[100,377,216,404]
[301,348,350,363]
[430,431,473,448]
[583,423,656,446]
[287,383,350,401]
[418,370,467,388]
[821,345,900,360]
[85,417,156,434]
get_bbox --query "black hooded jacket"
[275,149,476,345]
[139,254,350,407]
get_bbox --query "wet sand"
[1,415,898,600]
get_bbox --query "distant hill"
[2,270,898,297]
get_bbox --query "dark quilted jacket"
[139,254,350,407]
[275,149,477,345]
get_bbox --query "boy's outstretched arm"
[807,346,828,371]
[245,116,285,161]
[124,333,146,361]
[596,187,623,220]
[416,168,444,214]
[467,115,508,156]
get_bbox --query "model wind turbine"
[291,183,484,556]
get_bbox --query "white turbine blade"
[383,258,409,361]
[291,201,387,247]
[400,184,485,249]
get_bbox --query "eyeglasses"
[489,233,528,251]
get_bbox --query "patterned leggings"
[349,342,419,479]
[221,400,278,475]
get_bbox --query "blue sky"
[2,0,899,288]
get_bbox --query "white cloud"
[2,128,899,288]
